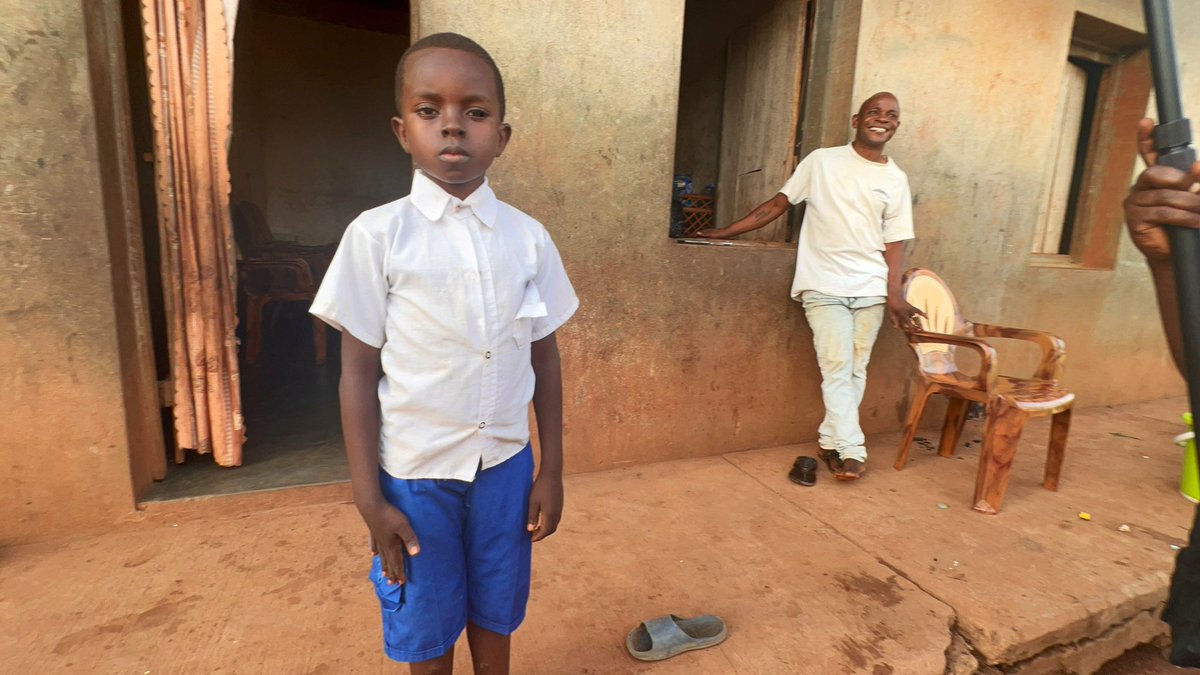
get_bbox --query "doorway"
[130,0,412,500]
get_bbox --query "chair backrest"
[902,268,970,375]
[231,201,273,257]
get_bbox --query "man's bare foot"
[836,458,865,481]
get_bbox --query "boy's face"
[392,47,511,201]
[851,94,901,149]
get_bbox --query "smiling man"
[699,92,920,481]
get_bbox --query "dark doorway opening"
[132,0,412,500]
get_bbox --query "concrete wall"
[229,7,410,246]
[417,0,1191,475]
[854,0,1195,408]
[416,0,841,473]
[0,0,148,544]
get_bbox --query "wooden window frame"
[1031,13,1150,271]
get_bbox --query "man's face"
[392,48,511,200]
[851,95,901,148]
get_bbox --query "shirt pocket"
[513,280,549,349]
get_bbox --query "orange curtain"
[140,0,244,466]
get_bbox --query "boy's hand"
[362,502,420,585]
[695,227,732,239]
[887,296,925,331]
[526,473,563,542]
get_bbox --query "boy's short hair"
[394,32,507,119]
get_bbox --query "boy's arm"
[884,240,923,330]
[697,193,791,239]
[340,332,420,584]
[527,332,564,542]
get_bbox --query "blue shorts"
[369,445,534,663]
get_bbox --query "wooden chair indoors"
[238,257,327,366]
[232,202,335,366]
[232,201,337,263]
[893,268,1075,514]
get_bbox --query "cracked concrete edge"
[944,626,983,675]
[945,605,1168,675]
[959,582,1170,665]
[721,456,969,675]
[720,455,1170,675]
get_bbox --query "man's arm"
[527,332,564,542]
[1124,117,1200,373]
[696,193,791,239]
[340,332,420,584]
[884,240,923,330]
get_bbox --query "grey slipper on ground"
[625,614,728,662]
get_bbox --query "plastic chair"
[232,202,334,365]
[894,269,1075,514]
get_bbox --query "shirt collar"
[410,169,498,228]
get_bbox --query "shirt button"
[484,351,492,359]
[479,422,487,429]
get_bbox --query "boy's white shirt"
[780,144,914,299]
[310,170,578,481]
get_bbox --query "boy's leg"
[409,650,455,675]
[463,445,535,675]
[466,625,510,674]
[801,292,861,459]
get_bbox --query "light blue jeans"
[800,291,887,462]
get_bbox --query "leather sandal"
[788,456,818,486]
[819,448,843,474]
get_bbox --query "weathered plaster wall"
[229,8,410,245]
[854,0,1194,409]
[0,0,141,544]
[416,0,836,473]
[417,0,1193,475]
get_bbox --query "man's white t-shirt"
[779,144,914,299]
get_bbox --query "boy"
[699,92,922,480]
[310,33,578,674]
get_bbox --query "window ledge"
[674,238,797,250]
[1028,253,1113,271]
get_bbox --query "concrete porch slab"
[0,457,953,674]
[0,397,1192,673]
[724,399,1195,668]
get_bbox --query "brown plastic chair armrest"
[238,257,316,288]
[907,330,998,394]
[972,324,1066,381]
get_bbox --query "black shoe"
[788,456,818,486]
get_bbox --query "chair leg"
[895,384,933,470]
[312,316,327,365]
[973,402,1029,514]
[939,397,970,457]
[245,296,265,365]
[1044,407,1072,491]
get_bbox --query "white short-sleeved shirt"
[779,144,914,298]
[310,170,578,481]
